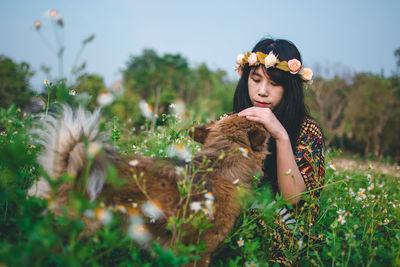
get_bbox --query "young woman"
[233,38,325,265]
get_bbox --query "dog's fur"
[28,106,269,266]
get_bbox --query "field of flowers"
[0,99,399,266]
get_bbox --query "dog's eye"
[160,181,166,188]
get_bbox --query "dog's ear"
[248,129,268,152]
[188,125,209,144]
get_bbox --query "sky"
[1,0,399,91]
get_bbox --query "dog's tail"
[28,105,109,201]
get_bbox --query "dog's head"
[190,114,269,156]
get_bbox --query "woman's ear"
[188,125,209,144]
[248,129,268,152]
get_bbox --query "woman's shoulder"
[298,116,324,143]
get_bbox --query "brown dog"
[28,106,269,266]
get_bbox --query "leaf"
[275,61,290,71]
[256,52,266,65]
[83,34,96,45]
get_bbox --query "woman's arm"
[275,135,306,204]
[238,107,306,204]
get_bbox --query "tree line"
[0,48,399,162]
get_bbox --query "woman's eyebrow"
[251,71,262,77]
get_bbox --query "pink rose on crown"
[288,59,302,74]
[248,53,258,66]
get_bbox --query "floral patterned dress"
[249,116,325,266]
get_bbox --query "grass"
[0,103,399,266]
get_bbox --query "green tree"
[395,47,400,69]
[344,73,397,158]
[75,74,106,109]
[123,49,189,113]
[383,47,400,161]
[0,55,34,109]
[121,49,236,124]
[306,76,349,147]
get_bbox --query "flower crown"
[235,51,313,84]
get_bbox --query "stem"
[70,43,86,79]
[332,229,336,267]
[45,86,50,117]
[37,30,56,53]
[51,20,64,78]
[151,86,161,133]
[52,19,63,48]
[58,50,64,78]
[344,244,352,267]
[286,177,352,201]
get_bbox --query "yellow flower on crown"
[234,51,313,84]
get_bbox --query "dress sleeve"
[295,118,325,198]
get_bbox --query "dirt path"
[331,157,400,176]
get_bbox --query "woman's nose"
[258,82,269,96]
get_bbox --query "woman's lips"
[255,101,269,108]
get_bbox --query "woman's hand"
[238,107,288,141]
[238,107,306,204]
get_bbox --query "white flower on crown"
[300,67,313,81]
[234,50,313,83]
[265,51,277,68]
[248,53,258,66]
[236,54,245,65]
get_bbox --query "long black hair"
[233,38,310,189]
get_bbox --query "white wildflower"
[190,201,202,211]
[338,215,346,225]
[297,238,303,249]
[83,209,95,218]
[139,99,153,120]
[114,204,127,213]
[204,192,214,200]
[239,147,248,157]
[97,90,114,106]
[336,209,346,215]
[237,237,244,247]
[170,100,186,118]
[95,207,113,225]
[129,159,139,167]
[128,223,151,244]
[167,143,192,163]
[328,163,336,171]
[141,201,163,220]
[175,166,185,175]
[368,184,375,191]
[357,188,367,200]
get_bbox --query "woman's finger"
[244,115,262,122]
[238,107,258,116]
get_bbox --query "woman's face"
[248,67,284,110]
